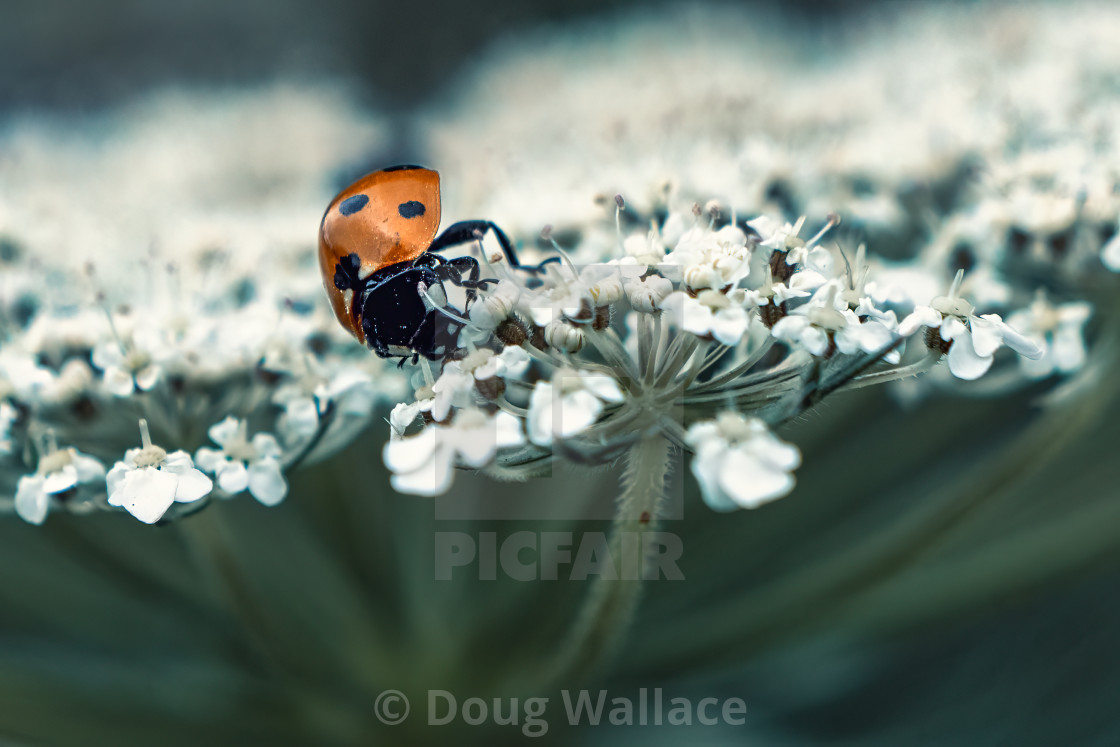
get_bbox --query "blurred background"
[2,0,1120,745]
[0,0,884,110]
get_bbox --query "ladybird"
[319,164,526,362]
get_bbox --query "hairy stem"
[542,432,672,687]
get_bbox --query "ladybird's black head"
[381,164,426,172]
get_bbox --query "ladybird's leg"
[436,256,492,288]
[432,255,492,308]
[333,253,363,291]
[428,220,514,261]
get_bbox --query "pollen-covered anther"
[495,316,529,346]
[545,320,585,352]
[924,326,952,355]
[759,301,787,328]
[769,249,794,283]
[592,304,612,331]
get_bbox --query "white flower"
[468,280,521,330]
[749,214,835,275]
[899,271,1043,380]
[15,441,106,525]
[383,409,526,496]
[741,265,814,309]
[660,289,750,346]
[429,363,479,422]
[662,224,752,290]
[771,282,892,357]
[624,273,674,312]
[621,227,667,267]
[471,345,531,380]
[517,264,618,327]
[527,369,626,447]
[107,420,212,524]
[0,352,58,404]
[1006,294,1092,378]
[91,332,164,397]
[195,417,288,506]
[685,412,801,511]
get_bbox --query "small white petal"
[451,427,498,469]
[105,462,130,497]
[71,452,106,483]
[1102,232,1120,272]
[556,390,603,439]
[134,365,161,391]
[42,464,79,494]
[578,373,625,403]
[495,411,526,449]
[91,342,124,370]
[283,398,320,439]
[194,447,226,474]
[1053,325,1087,372]
[940,316,967,342]
[102,367,135,397]
[111,467,178,524]
[247,459,288,506]
[383,428,440,473]
[207,417,241,448]
[898,306,942,337]
[389,401,424,436]
[161,451,213,503]
[801,326,830,356]
[858,320,894,353]
[217,461,250,494]
[718,450,796,508]
[969,315,1006,358]
[947,331,994,380]
[527,383,556,447]
[771,315,808,343]
[710,307,749,346]
[251,433,283,459]
[15,476,49,525]
[982,314,1043,360]
[389,444,454,497]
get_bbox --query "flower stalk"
[543,431,672,687]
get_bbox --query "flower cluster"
[381,202,1057,509]
[0,85,407,524]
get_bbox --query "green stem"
[543,432,672,686]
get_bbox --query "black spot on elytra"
[398,200,425,218]
[339,194,369,216]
